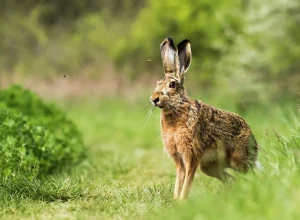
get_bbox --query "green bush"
[0,111,39,179]
[0,85,86,179]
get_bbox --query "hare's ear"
[160,38,177,75]
[177,39,192,75]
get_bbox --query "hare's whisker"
[143,103,150,109]
[143,106,155,129]
[170,104,188,121]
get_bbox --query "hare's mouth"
[150,95,165,109]
[153,102,164,108]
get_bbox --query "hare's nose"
[153,97,159,104]
[150,96,160,105]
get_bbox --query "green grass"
[0,96,299,219]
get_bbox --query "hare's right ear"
[160,38,177,75]
[177,39,192,76]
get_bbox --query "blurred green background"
[1,0,299,103]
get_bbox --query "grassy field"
[0,92,299,219]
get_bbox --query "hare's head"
[150,38,192,111]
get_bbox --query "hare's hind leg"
[179,155,199,200]
[200,160,232,182]
[200,148,232,182]
[172,155,185,199]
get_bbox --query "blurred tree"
[0,0,144,25]
[118,0,245,80]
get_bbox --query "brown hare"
[150,38,259,200]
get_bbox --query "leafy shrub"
[0,85,86,179]
[0,111,39,179]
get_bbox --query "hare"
[150,38,259,200]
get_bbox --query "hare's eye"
[169,81,176,88]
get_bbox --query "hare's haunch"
[150,38,259,200]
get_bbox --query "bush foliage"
[0,85,86,179]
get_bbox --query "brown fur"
[150,38,258,200]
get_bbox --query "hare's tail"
[255,160,263,170]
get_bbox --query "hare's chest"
[161,121,191,156]
[161,129,177,155]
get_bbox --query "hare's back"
[195,101,252,138]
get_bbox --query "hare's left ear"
[177,40,192,76]
[160,38,177,75]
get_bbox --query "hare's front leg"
[179,155,199,200]
[173,155,185,199]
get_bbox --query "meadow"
[1,0,299,219]
[0,85,299,220]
